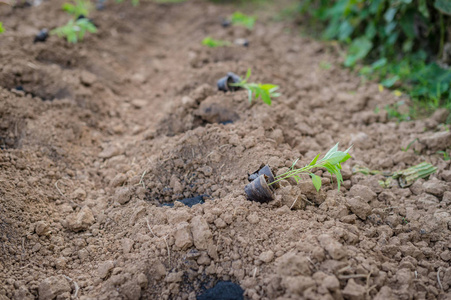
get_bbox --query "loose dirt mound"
[0,1,450,299]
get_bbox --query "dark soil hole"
[161,195,208,208]
[197,281,244,300]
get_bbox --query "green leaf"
[0,22,4,34]
[245,68,251,81]
[381,75,399,87]
[323,143,339,160]
[309,153,321,166]
[435,0,451,15]
[419,0,429,18]
[344,37,372,67]
[310,173,322,192]
[230,12,256,29]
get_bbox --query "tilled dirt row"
[0,0,450,299]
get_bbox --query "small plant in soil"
[271,143,352,191]
[51,18,97,43]
[245,144,352,203]
[115,0,140,6]
[62,0,93,18]
[229,12,256,30]
[230,69,280,106]
[202,37,231,48]
[0,22,4,34]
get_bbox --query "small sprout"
[0,22,4,34]
[62,0,93,18]
[202,37,231,48]
[437,151,450,161]
[319,61,332,70]
[229,12,256,30]
[269,143,352,192]
[402,217,409,225]
[401,138,418,152]
[230,69,280,106]
[51,18,97,43]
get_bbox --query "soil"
[1,0,451,299]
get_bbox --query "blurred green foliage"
[299,0,451,110]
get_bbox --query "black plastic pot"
[217,72,241,92]
[245,174,274,203]
[248,164,279,188]
[34,29,48,43]
[221,19,232,28]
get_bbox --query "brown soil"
[1,0,451,299]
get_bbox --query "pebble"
[67,206,95,232]
[190,216,212,250]
[38,275,71,300]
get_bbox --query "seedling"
[115,0,139,6]
[401,138,418,152]
[437,151,450,161]
[202,37,231,48]
[269,143,352,192]
[229,12,256,30]
[0,22,4,34]
[50,18,97,43]
[62,0,93,18]
[230,69,280,106]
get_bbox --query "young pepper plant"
[269,143,352,191]
[231,69,280,106]
[51,18,97,43]
[62,0,93,18]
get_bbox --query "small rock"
[322,275,340,291]
[174,222,193,250]
[259,250,274,263]
[131,99,147,109]
[98,261,114,280]
[348,185,377,202]
[277,252,311,276]
[114,187,132,205]
[35,221,50,236]
[67,206,95,232]
[38,275,71,300]
[190,216,212,250]
[165,271,183,283]
[137,273,148,288]
[346,197,372,220]
[181,96,196,108]
[247,213,259,224]
[318,234,347,260]
[166,208,191,224]
[374,286,395,300]
[420,131,451,151]
[441,170,451,182]
[342,279,365,300]
[423,180,447,198]
[80,71,97,86]
[99,145,121,159]
[110,173,127,187]
[122,238,134,254]
[71,188,86,200]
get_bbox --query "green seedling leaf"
[230,12,256,30]
[230,69,280,106]
[0,22,4,34]
[310,173,322,192]
[51,18,97,43]
[62,0,93,18]
[271,144,352,193]
[202,37,231,48]
[308,153,321,166]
